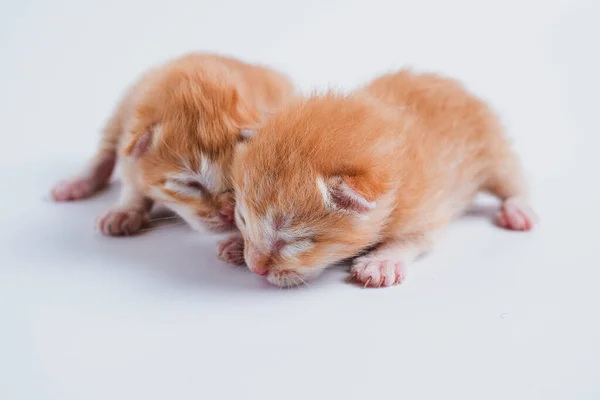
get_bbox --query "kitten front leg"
[350,237,431,288]
[96,184,153,236]
[217,233,245,265]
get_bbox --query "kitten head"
[123,57,263,232]
[232,95,396,287]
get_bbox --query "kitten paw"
[495,198,538,231]
[350,256,406,288]
[51,178,96,201]
[96,209,148,236]
[217,235,246,265]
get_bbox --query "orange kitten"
[51,53,295,235]
[224,70,537,287]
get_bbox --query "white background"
[1,0,599,399]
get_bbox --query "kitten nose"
[251,265,269,277]
[247,246,270,276]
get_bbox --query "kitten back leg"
[51,151,116,201]
[96,184,153,236]
[484,152,538,231]
[51,85,132,202]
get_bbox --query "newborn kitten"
[222,70,537,287]
[51,53,294,235]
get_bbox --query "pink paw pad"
[350,257,406,288]
[217,235,246,265]
[496,199,538,231]
[96,210,147,236]
[51,179,95,201]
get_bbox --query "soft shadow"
[28,180,272,294]
[31,171,503,294]
[25,174,349,295]
[460,202,498,220]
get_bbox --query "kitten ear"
[318,175,378,214]
[239,128,257,140]
[124,124,159,157]
[230,89,261,131]
[238,107,280,140]
[230,91,278,141]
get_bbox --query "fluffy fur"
[51,53,295,235]
[227,70,537,288]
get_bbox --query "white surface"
[1,0,599,399]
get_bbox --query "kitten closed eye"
[184,181,207,192]
[278,239,314,259]
[164,179,209,198]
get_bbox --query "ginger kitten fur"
[226,70,537,288]
[51,53,295,235]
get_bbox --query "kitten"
[222,70,537,287]
[51,53,295,235]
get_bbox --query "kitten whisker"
[139,220,186,233]
[148,215,181,222]
[296,275,310,288]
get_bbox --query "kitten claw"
[96,209,148,236]
[351,256,406,288]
